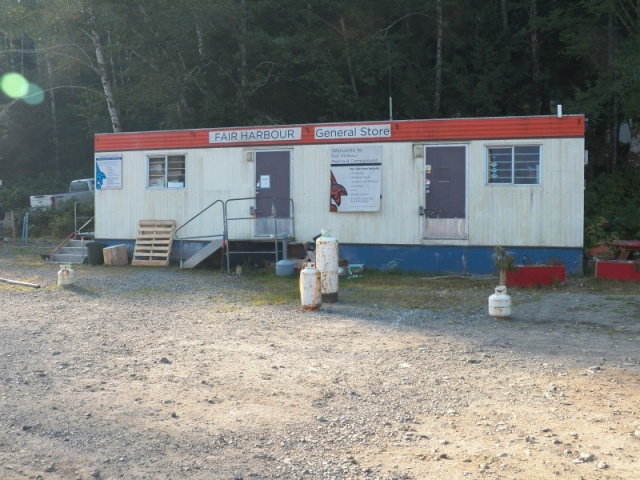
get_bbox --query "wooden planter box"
[506,265,566,287]
[595,260,640,281]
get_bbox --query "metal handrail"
[74,202,94,238]
[174,199,226,268]
[224,195,280,240]
[175,199,225,239]
[223,196,294,235]
[46,216,95,260]
[173,196,295,272]
[224,196,294,273]
[224,196,271,216]
[273,196,295,239]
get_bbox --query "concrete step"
[48,253,86,264]
[47,239,89,264]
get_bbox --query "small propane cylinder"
[299,262,322,310]
[275,233,295,276]
[488,285,511,318]
[315,229,339,303]
[57,264,76,286]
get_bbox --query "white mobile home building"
[94,115,585,274]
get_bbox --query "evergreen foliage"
[0,0,638,244]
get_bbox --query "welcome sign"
[330,145,382,212]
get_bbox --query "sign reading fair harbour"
[209,127,301,144]
[315,124,391,140]
[208,124,392,144]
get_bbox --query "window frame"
[147,154,186,189]
[486,145,541,186]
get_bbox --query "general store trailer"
[93,114,586,274]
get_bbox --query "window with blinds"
[147,155,185,188]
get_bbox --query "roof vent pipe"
[557,105,563,118]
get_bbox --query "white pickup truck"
[29,178,95,209]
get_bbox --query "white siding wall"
[95,136,584,248]
[96,148,254,240]
[290,143,422,244]
[467,137,584,247]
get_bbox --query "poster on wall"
[330,145,382,212]
[95,154,123,189]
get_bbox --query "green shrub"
[584,168,640,247]
[26,200,94,239]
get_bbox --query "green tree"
[555,0,640,172]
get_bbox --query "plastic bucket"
[86,242,106,265]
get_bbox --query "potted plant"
[505,258,566,287]
[489,246,514,318]
[492,245,516,286]
[594,240,640,282]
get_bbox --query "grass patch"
[2,241,639,311]
[239,267,496,311]
[239,267,300,306]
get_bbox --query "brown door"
[423,145,467,239]
[255,150,292,237]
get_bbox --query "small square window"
[487,146,540,185]
[148,155,185,188]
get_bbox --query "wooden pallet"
[131,220,176,266]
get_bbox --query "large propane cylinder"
[315,229,339,303]
[488,285,511,318]
[299,262,322,310]
[57,264,76,286]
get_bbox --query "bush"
[584,168,640,247]
[26,200,94,238]
[0,174,68,211]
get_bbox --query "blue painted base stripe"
[95,239,584,274]
[338,245,583,275]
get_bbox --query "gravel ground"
[1,241,640,480]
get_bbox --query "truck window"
[70,180,90,192]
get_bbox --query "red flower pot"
[506,265,566,287]
[595,260,640,282]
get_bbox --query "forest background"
[0,0,639,246]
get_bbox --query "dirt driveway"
[1,243,639,479]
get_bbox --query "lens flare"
[1,72,30,99]
[23,83,44,105]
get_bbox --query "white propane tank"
[488,285,511,318]
[315,229,339,303]
[299,262,322,310]
[57,264,76,286]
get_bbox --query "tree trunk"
[340,17,359,98]
[88,12,121,133]
[196,24,206,63]
[629,118,640,166]
[529,0,542,114]
[499,269,507,287]
[607,12,617,171]
[45,50,61,175]
[501,0,509,31]
[434,0,443,116]
[232,0,249,109]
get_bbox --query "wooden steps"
[182,238,224,268]
[132,220,176,266]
